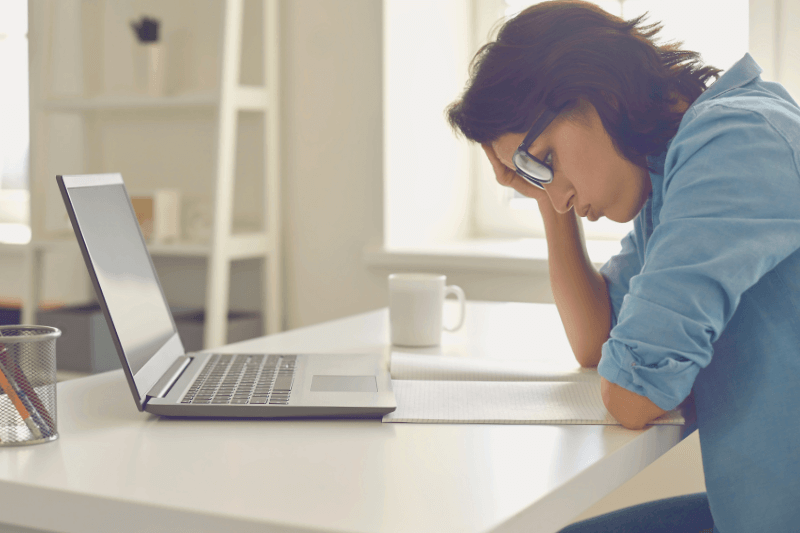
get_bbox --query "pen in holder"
[0,326,61,446]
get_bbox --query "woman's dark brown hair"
[446,0,723,168]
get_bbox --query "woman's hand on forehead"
[482,143,549,201]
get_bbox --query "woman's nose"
[546,181,575,214]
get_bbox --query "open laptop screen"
[63,179,176,375]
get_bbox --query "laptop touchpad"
[310,375,378,392]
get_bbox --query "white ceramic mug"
[388,273,466,347]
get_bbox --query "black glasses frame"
[512,105,565,190]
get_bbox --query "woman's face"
[491,100,651,223]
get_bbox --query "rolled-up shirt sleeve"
[598,103,800,411]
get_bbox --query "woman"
[446,2,800,532]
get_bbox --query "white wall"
[281,0,565,330]
[279,0,387,329]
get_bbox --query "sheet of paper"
[382,379,685,425]
[390,351,597,382]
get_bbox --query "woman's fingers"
[481,144,548,200]
[509,173,550,200]
[481,144,515,186]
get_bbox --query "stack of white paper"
[382,352,685,426]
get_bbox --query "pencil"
[0,360,43,440]
[0,354,52,438]
[0,344,55,431]
[11,374,54,439]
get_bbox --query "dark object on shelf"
[170,307,262,354]
[0,306,21,326]
[36,305,262,374]
[37,305,118,374]
[131,16,160,42]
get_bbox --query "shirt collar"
[692,52,763,106]
[645,53,763,195]
[647,144,668,175]
[646,140,669,213]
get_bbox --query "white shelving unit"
[25,0,282,349]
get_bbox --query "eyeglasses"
[512,105,564,190]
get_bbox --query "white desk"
[0,301,682,533]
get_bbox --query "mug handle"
[443,285,466,332]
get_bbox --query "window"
[382,0,749,262]
[473,0,749,242]
[0,0,31,244]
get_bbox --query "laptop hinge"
[147,355,193,400]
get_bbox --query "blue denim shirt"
[598,53,800,533]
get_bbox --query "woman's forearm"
[539,199,612,367]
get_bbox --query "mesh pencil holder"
[0,326,61,446]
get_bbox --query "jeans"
[557,492,714,533]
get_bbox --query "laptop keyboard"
[181,354,296,405]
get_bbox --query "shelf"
[0,238,76,252]
[226,232,274,259]
[146,241,214,257]
[28,0,282,346]
[42,88,270,113]
[148,232,274,259]
[11,233,274,260]
[0,223,32,245]
[235,86,269,110]
[42,92,218,111]
[0,242,30,254]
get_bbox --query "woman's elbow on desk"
[577,356,599,369]
[574,346,602,368]
[600,377,667,430]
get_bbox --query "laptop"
[57,173,396,419]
